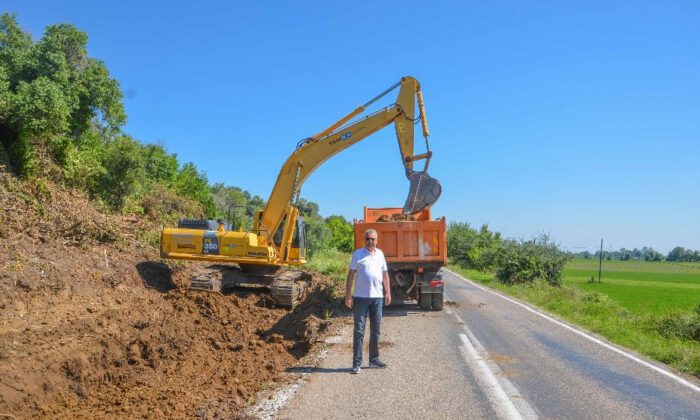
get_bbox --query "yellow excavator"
[160,76,441,306]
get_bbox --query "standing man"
[345,228,391,374]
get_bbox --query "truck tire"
[431,292,444,311]
[419,292,432,310]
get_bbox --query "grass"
[449,260,700,378]
[566,259,700,314]
[306,248,351,298]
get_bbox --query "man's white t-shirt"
[350,247,388,298]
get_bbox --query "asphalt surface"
[276,270,700,419]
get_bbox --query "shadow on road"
[286,366,353,374]
[383,304,426,317]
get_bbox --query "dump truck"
[353,207,447,311]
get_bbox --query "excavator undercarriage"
[189,264,311,308]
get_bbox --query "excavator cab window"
[273,215,286,247]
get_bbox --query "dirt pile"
[0,175,339,419]
[376,213,416,222]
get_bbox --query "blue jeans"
[353,297,383,368]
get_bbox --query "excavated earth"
[376,213,416,222]
[0,174,339,419]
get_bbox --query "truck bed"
[353,207,447,267]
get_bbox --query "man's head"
[363,229,378,251]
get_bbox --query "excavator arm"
[257,76,442,247]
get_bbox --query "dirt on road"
[0,174,339,419]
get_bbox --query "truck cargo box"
[353,207,447,268]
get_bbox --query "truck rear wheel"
[431,292,444,311]
[419,292,432,310]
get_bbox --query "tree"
[447,222,502,270]
[174,163,216,217]
[97,135,145,209]
[143,144,178,186]
[211,183,253,229]
[0,13,125,178]
[296,197,319,218]
[643,248,664,262]
[325,215,354,252]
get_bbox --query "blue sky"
[6,1,699,253]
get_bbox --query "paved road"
[274,270,700,419]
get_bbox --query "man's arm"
[382,271,391,305]
[345,270,355,308]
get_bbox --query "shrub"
[97,136,145,210]
[173,162,216,217]
[447,222,502,271]
[141,182,204,224]
[325,215,354,253]
[495,238,571,286]
[656,311,700,342]
[304,215,331,258]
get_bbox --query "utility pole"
[598,238,604,283]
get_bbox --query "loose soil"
[376,213,416,222]
[0,174,339,419]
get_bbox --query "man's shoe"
[351,366,361,374]
[369,360,387,368]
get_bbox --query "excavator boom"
[258,76,441,244]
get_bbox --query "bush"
[97,136,145,210]
[325,215,354,253]
[304,215,331,258]
[495,238,571,286]
[140,183,204,224]
[656,311,700,342]
[173,162,216,217]
[447,222,501,271]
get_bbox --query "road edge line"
[444,268,700,394]
[445,299,538,420]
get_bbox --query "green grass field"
[565,259,700,315]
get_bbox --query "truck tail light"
[430,280,444,287]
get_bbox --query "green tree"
[0,13,125,178]
[211,183,254,229]
[174,162,216,216]
[325,215,354,252]
[447,222,502,270]
[296,197,320,218]
[97,136,145,209]
[143,144,178,186]
[304,215,331,257]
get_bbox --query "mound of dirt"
[376,213,416,222]
[0,176,340,418]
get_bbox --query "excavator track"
[189,265,311,308]
[270,271,311,308]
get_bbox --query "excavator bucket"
[403,171,442,214]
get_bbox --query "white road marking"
[445,294,538,420]
[444,268,700,394]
